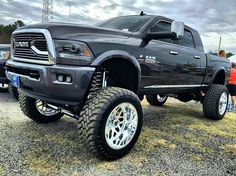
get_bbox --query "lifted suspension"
[45,69,108,121]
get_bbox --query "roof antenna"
[140,11,146,16]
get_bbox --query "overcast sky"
[0,0,236,54]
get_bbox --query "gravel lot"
[0,88,236,176]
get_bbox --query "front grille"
[34,41,47,51]
[12,33,49,62]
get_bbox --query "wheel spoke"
[157,95,167,102]
[218,92,228,115]
[105,102,138,150]
[117,131,129,146]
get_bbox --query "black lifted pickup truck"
[6,14,231,160]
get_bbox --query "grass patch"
[132,156,148,166]
[96,162,117,171]
[29,131,82,147]
[24,149,57,175]
[138,127,177,152]
[191,155,204,163]
[140,99,236,156]
[70,171,80,176]
[223,144,236,155]
[23,147,82,175]
[146,138,177,150]
[189,118,236,139]
[139,126,213,155]
[0,164,6,176]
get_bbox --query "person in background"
[0,51,10,60]
[218,50,226,58]
[3,51,10,60]
[227,62,236,112]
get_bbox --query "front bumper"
[6,60,95,105]
[0,60,8,84]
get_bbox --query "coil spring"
[89,69,103,95]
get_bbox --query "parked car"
[0,44,19,99]
[0,44,10,85]
[6,14,231,160]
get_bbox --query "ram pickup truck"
[6,14,231,160]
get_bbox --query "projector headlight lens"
[55,40,94,64]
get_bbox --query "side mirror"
[146,32,177,41]
[171,21,184,39]
[144,21,185,42]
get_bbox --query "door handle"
[169,51,178,55]
[194,56,201,59]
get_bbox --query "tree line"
[0,20,25,43]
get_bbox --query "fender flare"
[210,68,226,85]
[91,50,141,91]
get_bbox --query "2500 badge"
[145,55,157,64]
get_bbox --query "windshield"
[96,16,153,32]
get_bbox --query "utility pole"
[42,0,53,23]
[218,37,222,51]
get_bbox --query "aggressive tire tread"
[19,92,63,123]
[8,83,19,100]
[79,87,143,160]
[203,84,228,120]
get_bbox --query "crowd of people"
[218,50,236,112]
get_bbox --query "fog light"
[66,76,72,83]
[56,74,72,83]
[57,75,64,82]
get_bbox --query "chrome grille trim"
[12,29,56,65]
[12,57,52,65]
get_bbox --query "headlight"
[0,50,10,60]
[54,40,94,65]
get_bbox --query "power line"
[42,0,53,23]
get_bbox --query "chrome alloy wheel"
[105,103,138,150]
[36,100,60,116]
[157,95,167,102]
[218,92,228,115]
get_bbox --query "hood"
[18,23,132,40]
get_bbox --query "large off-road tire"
[146,94,168,106]
[79,87,143,160]
[203,84,228,120]
[8,83,19,100]
[19,92,63,123]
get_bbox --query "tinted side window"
[151,21,174,44]
[96,16,153,32]
[178,30,195,48]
